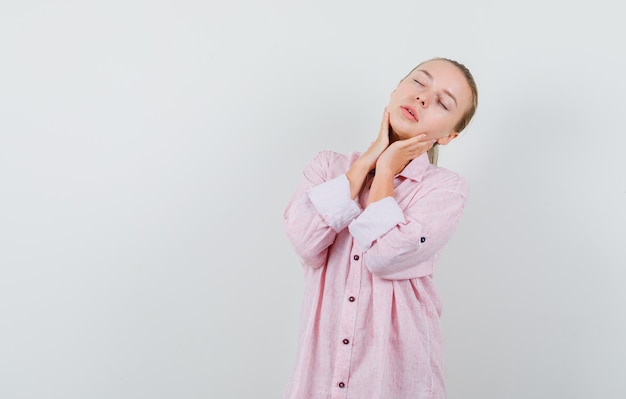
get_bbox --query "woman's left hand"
[376,134,436,176]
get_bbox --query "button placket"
[330,249,363,398]
[342,253,359,348]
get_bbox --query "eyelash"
[414,79,449,110]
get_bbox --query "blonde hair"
[405,57,479,165]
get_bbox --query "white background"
[1,1,625,398]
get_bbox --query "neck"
[389,129,400,144]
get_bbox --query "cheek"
[387,93,401,106]
[425,115,455,136]
[435,111,459,129]
[388,112,401,130]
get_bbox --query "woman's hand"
[367,134,435,205]
[346,109,391,199]
[357,109,391,172]
[375,134,436,176]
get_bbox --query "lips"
[401,105,418,122]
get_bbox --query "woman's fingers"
[377,109,390,142]
[399,135,436,151]
[401,134,430,145]
[354,108,392,173]
[392,135,428,151]
[377,133,438,174]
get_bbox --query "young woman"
[282,57,478,399]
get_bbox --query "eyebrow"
[417,69,458,107]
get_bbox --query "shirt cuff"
[348,196,405,251]
[307,174,361,232]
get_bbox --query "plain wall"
[1,0,625,398]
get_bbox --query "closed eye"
[439,100,449,110]
[413,79,424,86]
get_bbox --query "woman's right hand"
[346,109,391,199]
[357,109,391,172]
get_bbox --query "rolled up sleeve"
[349,175,469,280]
[348,197,405,251]
[308,174,361,232]
[283,151,361,268]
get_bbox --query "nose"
[416,95,427,107]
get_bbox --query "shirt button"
[348,296,355,302]
[420,237,426,243]
[343,338,350,345]
[338,382,345,388]
[353,254,360,261]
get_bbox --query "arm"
[283,110,394,268]
[349,136,467,280]
[349,176,468,279]
[283,152,361,268]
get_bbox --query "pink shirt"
[282,150,469,399]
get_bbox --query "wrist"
[368,171,395,204]
[346,160,371,200]
[350,158,372,174]
[373,163,396,178]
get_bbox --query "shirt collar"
[397,152,431,182]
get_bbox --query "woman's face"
[387,59,473,145]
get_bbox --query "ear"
[437,131,459,146]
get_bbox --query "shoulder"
[304,150,361,178]
[310,150,360,166]
[424,164,469,198]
